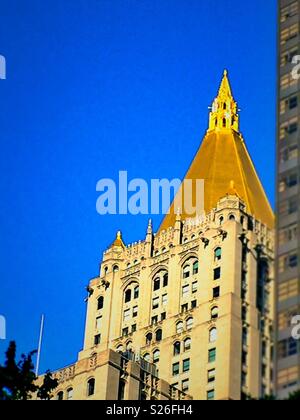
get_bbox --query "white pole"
[35,314,45,376]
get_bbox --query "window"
[96,316,102,330]
[162,294,168,306]
[186,317,193,330]
[183,359,190,373]
[122,328,129,337]
[184,338,191,352]
[172,362,180,376]
[182,379,189,392]
[57,391,64,400]
[151,315,158,326]
[124,309,130,322]
[131,324,136,333]
[193,261,199,275]
[125,289,131,303]
[213,287,220,299]
[242,328,248,346]
[242,351,248,366]
[182,285,190,298]
[214,248,222,261]
[207,389,215,400]
[153,349,160,364]
[134,286,139,299]
[146,333,153,345]
[211,306,219,320]
[209,328,217,343]
[116,345,124,353]
[97,296,104,310]
[214,267,221,280]
[152,297,159,310]
[155,329,162,342]
[87,378,95,397]
[153,278,160,291]
[94,334,101,346]
[191,300,197,309]
[183,265,190,279]
[176,321,184,334]
[174,341,181,356]
[161,312,166,321]
[143,353,151,362]
[208,368,216,383]
[163,273,169,287]
[133,306,138,318]
[208,348,216,363]
[192,281,198,293]
[67,388,73,400]
[181,303,188,313]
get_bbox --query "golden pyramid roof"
[159,71,274,231]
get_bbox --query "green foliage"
[0,341,58,400]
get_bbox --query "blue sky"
[0,0,276,372]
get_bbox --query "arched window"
[219,216,224,225]
[155,329,162,342]
[146,333,153,346]
[153,277,160,291]
[211,306,219,320]
[214,248,222,262]
[134,286,139,299]
[229,214,236,221]
[97,296,104,310]
[87,378,95,397]
[104,266,108,275]
[223,103,227,110]
[67,388,73,400]
[176,321,184,334]
[153,349,160,364]
[57,391,64,400]
[113,265,119,272]
[223,118,226,128]
[173,341,181,356]
[193,261,199,275]
[186,317,193,330]
[116,344,124,354]
[126,341,133,351]
[125,289,132,303]
[163,273,168,287]
[184,338,191,352]
[183,265,190,279]
[143,353,150,362]
[209,328,217,343]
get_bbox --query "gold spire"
[159,71,274,231]
[208,70,239,132]
[111,231,125,249]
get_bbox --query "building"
[276,0,300,399]
[39,72,275,400]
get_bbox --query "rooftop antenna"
[35,314,45,376]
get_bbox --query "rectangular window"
[207,390,215,400]
[281,46,299,67]
[131,324,136,333]
[213,287,220,299]
[208,348,216,363]
[151,315,158,326]
[181,303,188,313]
[278,279,299,302]
[161,312,166,321]
[214,267,221,280]
[192,281,198,293]
[182,285,190,298]
[280,2,299,23]
[124,309,130,322]
[132,306,138,318]
[172,362,180,376]
[182,379,189,392]
[162,294,168,306]
[183,359,190,373]
[96,316,102,330]
[122,327,129,337]
[152,297,159,310]
[208,369,216,383]
[94,334,101,345]
[280,24,299,45]
[191,300,197,309]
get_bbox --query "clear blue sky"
[0,0,276,372]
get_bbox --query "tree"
[0,341,58,400]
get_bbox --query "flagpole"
[35,314,45,376]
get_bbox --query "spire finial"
[111,230,125,248]
[208,70,239,132]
